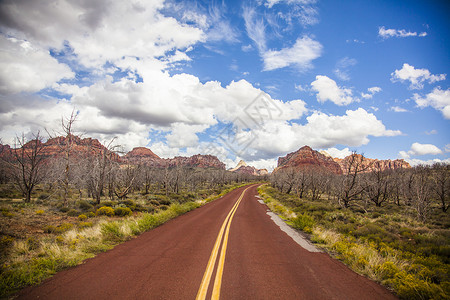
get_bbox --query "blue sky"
[0,0,448,170]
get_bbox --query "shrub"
[291,213,315,232]
[67,209,79,217]
[78,200,94,211]
[35,210,44,215]
[96,206,114,216]
[122,200,136,210]
[149,200,160,206]
[158,205,169,211]
[78,221,93,229]
[102,201,116,207]
[59,206,69,213]
[78,214,87,221]
[114,207,132,217]
[55,223,74,234]
[86,212,96,218]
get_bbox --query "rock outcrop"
[275,146,411,174]
[122,147,161,165]
[229,160,268,176]
[335,154,410,174]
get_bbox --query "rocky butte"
[229,160,269,176]
[274,146,343,174]
[274,146,411,174]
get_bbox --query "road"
[17,184,397,299]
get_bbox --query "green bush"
[78,214,87,221]
[96,206,114,217]
[55,223,74,234]
[114,207,132,217]
[78,200,94,211]
[86,212,96,218]
[291,213,315,233]
[67,209,79,217]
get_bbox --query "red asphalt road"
[17,184,397,299]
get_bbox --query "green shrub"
[86,212,96,218]
[291,213,315,232]
[102,201,116,207]
[96,206,114,216]
[149,200,160,206]
[78,200,93,211]
[78,214,87,221]
[78,221,93,229]
[55,223,74,234]
[67,209,79,217]
[59,206,69,213]
[122,200,136,210]
[35,210,44,215]
[114,207,132,217]
[158,205,169,211]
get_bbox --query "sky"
[0,0,449,171]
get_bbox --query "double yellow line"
[196,187,250,300]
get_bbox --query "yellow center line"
[196,187,250,300]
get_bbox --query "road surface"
[17,184,397,299]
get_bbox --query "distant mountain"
[229,160,268,176]
[274,146,343,174]
[1,137,226,170]
[335,154,410,174]
[274,146,411,174]
[122,147,161,165]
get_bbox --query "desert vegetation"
[266,156,449,299]
[0,125,261,297]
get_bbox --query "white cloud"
[334,57,357,81]
[311,75,357,106]
[0,36,74,94]
[378,26,427,39]
[250,108,401,157]
[413,87,450,119]
[361,86,382,99]
[322,147,352,159]
[391,63,446,90]
[405,158,450,167]
[399,142,443,159]
[242,6,267,52]
[262,36,322,71]
[390,106,409,113]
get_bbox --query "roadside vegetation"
[261,161,449,300]
[0,182,252,298]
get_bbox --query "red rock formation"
[335,154,410,174]
[229,160,268,176]
[168,154,225,169]
[274,146,343,174]
[122,147,161,165]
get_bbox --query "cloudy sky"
[0,0,448,170]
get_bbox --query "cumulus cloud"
[311,75,357,106]
[413,87,450,119]
[0,36,74,94]
[399,142,443,159]
[378,26,427,39]
[249,108,401,158]
[361,86,382,99]
[322,147,352,159]
[262,36,322,71]
[391,63,446,90]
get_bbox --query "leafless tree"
[411,165,433,222]
[430,163,449,212]
[337,152,370,208]
[364,166,391,207]
[113,164,141,200]
[9,132,47,203]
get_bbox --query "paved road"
[17,184,397,299]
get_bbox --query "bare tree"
[338,152,370,208]
[113,164,141,200]
[9,132,47,203]
[431,163,449,212]
[411,165,433,222]
[364,166,391,207]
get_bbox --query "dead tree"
[10,132,46,203]
[338,152,370,209]
[431,163,449,212]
